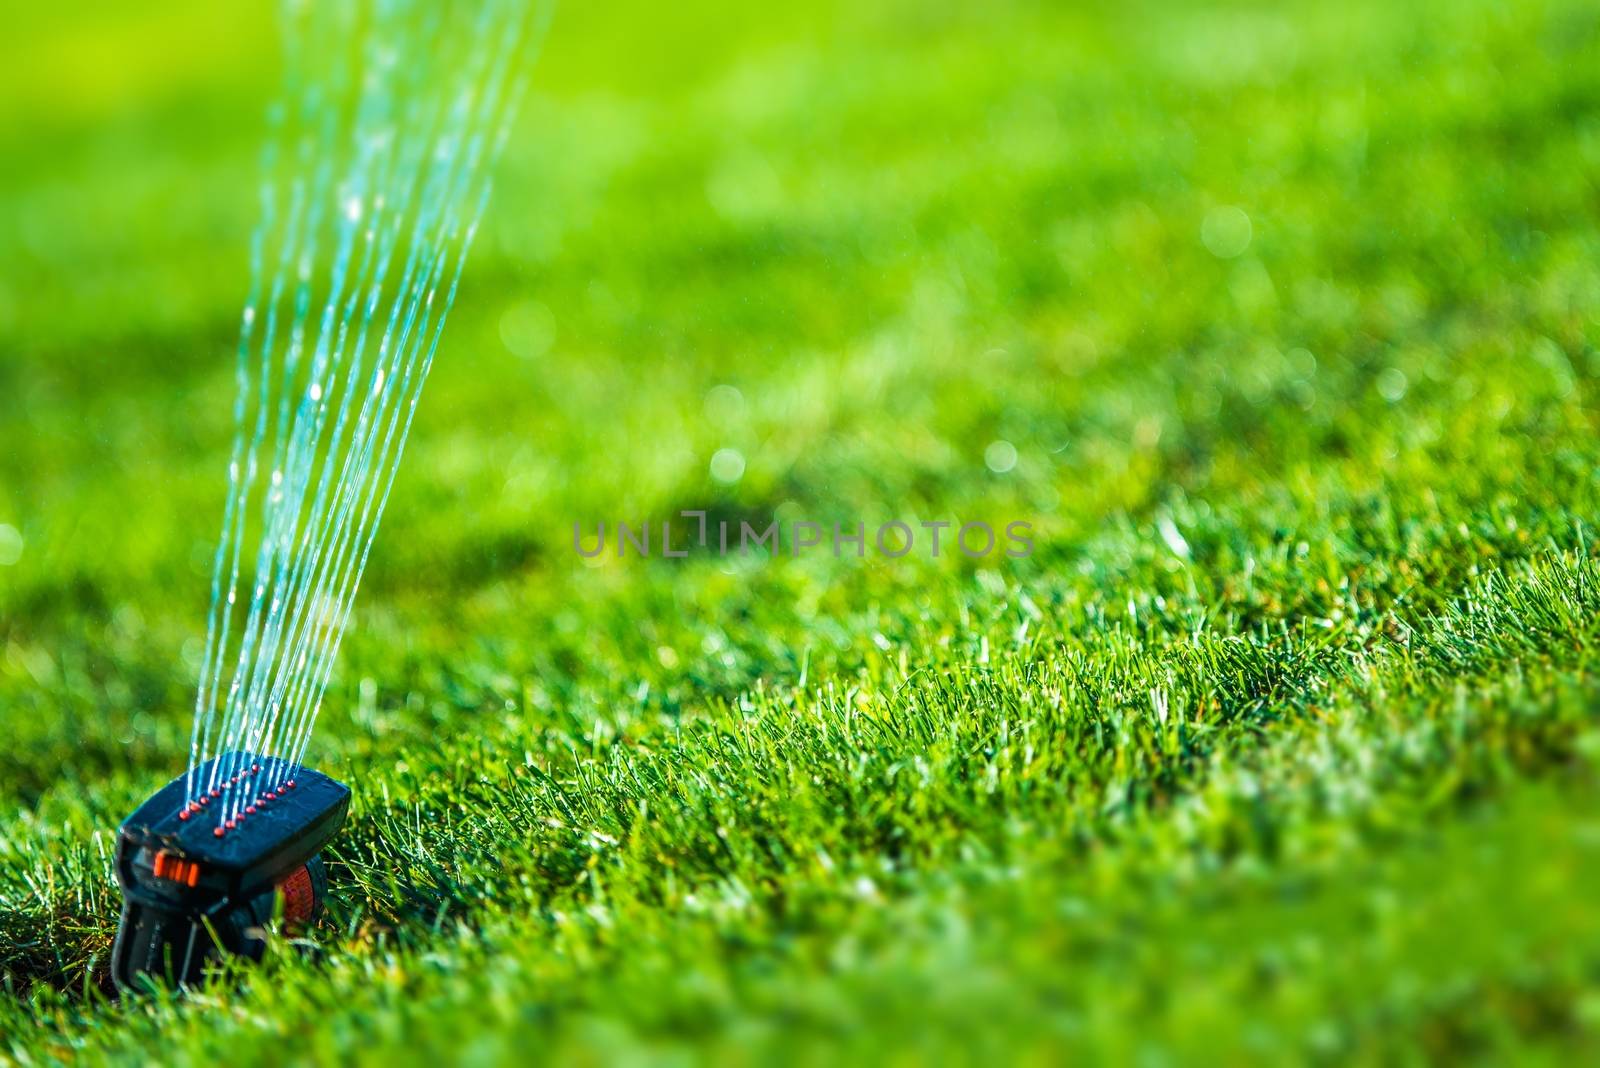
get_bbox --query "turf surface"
[3,0,1600,1062]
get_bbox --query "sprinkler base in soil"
[110,755,349,992]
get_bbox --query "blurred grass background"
[3,0,1600,1062]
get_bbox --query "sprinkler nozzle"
[110,754,350,992]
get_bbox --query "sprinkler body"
[110,754,349,991]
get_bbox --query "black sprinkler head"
[110,754,350,991]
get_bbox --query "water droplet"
[703,384,745,426]
[984,440,1018,474]
[1377,367,1409,402]
[710,448,746,483]
[0,523,23,566]
[1201,206,1253,258]
[498,300,555,360]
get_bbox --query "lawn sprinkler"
[101,0,535,997]
[110,754,350,991]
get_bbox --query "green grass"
[3,0,1600,1062]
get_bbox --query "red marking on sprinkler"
[252,763,260,772]
[213,827,225,838]
[286,780,297,789]
[230,775,239,785]
[246,805,257,815]
[210,788,220,798]
[179,811,190,821]
[225,820,237,831]
[199,796,210,807]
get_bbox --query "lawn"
[3,0,1600,1062]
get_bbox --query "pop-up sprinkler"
[106,0,541,990]
[110,755,349,990]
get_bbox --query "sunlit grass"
[2,0,1599,1061]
